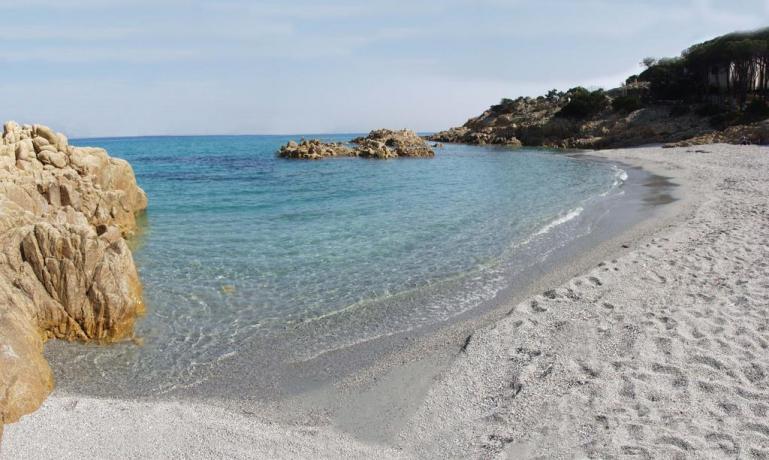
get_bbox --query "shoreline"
[399,144,769,457]
[281,148,689,444]
[39,146,655,404]
[1,144,688,452]
[4,144,768,458]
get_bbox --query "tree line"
[637,28,769,106]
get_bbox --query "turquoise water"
[51,135,628,395]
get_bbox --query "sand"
[3,144,768,459]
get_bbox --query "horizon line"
[70,130,437,141]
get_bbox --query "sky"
[1,0,768,137]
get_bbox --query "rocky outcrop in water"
[351,129,435,158]
[0,121,147,433]
[278,139,356,160]
[278,129,434,160]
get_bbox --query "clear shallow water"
[48,135,629,396]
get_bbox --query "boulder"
[37,149,68,168]
[20,222,144,340]
[3,121,21,144]
[0,121,147,428]
[32,124,59,146]
[31,136,50,153]
[15,139,35,161]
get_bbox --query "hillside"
[430,28,769,149]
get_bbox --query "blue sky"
[1,0,768,137]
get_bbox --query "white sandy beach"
[3,144,769,459]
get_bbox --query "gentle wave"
[611,166,627,189]
[535,206,585,236]
[614,167,629,187]
[601,165,628,196]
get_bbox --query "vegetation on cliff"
[556,88,609,119]
[430,28,769,149]
[636,28,769,104]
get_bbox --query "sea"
[44,135,664,399]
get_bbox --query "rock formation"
[278,129,434,160]
[278,139,356,160]
[429,92,728,149]
[428,90,769,150]
[351,129,435,158]
[663,119,769,147]
[0,121,147,435]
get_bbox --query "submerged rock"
[0,121,147,429]
[277,129,434,160]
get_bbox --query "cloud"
[0,0,181,8]
[0,26,137,41]
[1,0,768,135]
[0,47,201,63]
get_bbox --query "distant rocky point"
[430,29,769,149]
[0,121,147,434]
[279,129,434,160]
[427,88,728,149]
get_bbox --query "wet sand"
[4,144,769,458]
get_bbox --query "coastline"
[4,144,769,458]
[399,144,769,458]
[37,143,650,403]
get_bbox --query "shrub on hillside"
[546,89,563,101]
[556,87,609,119]
[709,111,741,129]
[491,98,518,113]
[669,104,691,117]
[612,95,643,113]
[695,103,726,117]
[745,99,769,119]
